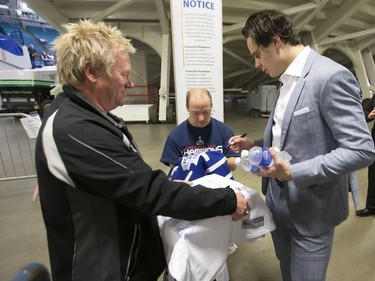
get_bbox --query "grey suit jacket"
[258,49,375,236]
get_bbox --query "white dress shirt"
[272,46,311,148]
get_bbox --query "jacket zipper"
[124,223,141,280]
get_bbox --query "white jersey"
[158,174,276,281]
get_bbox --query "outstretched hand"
[231,192,250,221]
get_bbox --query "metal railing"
[0,113,37,182]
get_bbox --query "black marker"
[226,133,247,148]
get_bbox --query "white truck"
[0,35,58,115]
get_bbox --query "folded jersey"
[158,174,276,281]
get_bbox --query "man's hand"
[254,147,292,181]
[368,107,375,120]
[172,179,193,185]
[231,192,250,221]
[227,135,254,153]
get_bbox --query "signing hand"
[227,135,254,153]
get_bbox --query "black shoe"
[356,208,375,217]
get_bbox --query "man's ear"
[83,61,98,83]
[273,35,282,48]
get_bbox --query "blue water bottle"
[235,150,261,172]
[248,146,292,167]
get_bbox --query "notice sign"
[170,0,223,124]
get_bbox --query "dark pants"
[366,129,375,210]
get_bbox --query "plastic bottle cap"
[235,157,241,165]
[241,150,249,158]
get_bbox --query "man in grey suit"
[229,9,375,281]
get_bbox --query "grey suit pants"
[266,179,334,281]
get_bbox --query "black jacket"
[364,95,375,134]
[35,85,237,281]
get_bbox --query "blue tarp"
[0,34,23,56]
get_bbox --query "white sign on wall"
[170,0,223,124]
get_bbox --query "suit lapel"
[279,50,318,149]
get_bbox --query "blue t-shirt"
[160,118,238,166]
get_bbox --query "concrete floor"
[1,99,374,281]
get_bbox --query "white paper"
[20,115,42,139]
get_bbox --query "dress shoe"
[356,208,375,217]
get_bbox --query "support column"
[158,34,171,122]
[363,49,375,89]
[351,49,371,99]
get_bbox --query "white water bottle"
[248,146,291,167]
[235,150,261,172]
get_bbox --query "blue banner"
[0,34,23,56]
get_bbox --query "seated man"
[161,87,239,172]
